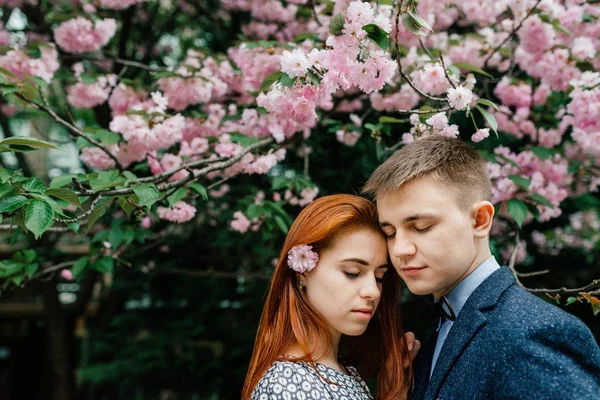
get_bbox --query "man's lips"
[400,266,426,275]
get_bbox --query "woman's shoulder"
[250,360,323,399]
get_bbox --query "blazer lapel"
[424,267,516,400]
[410,329,438,400]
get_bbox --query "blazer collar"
[424,267,515,400]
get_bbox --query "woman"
[242,194,414,400]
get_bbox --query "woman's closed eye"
[412,225,432,232]
[345,271,385,283]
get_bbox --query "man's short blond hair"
[362,136,492,210]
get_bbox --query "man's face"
[377,176,483,298]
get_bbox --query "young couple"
[242,136,600,400]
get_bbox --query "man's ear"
[472,201,494,238]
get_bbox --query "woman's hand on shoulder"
[403,331,421,367]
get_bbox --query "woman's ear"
[472,201,494,238]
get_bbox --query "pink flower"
[231,210,251,233]
[157,201,196,223]
[99,0,145,10]
[61,269,73,281]
[280,49,310,78]
[287,244,319,273]
[447,86,473,110]
[67,81,110,108]
[54,17,117,53]
[140,216,152,228]
[471,128,490,143]
[80,147,116,170]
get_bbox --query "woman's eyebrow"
[340,258,390,269]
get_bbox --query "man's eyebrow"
[340,258,389,269]
[403,213,439,223]
[379,213,438,228]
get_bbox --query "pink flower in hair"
[287,244,319,273]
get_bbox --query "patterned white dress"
[251,360,374,400]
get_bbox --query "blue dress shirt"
[430,256,500,377]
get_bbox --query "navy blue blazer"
[410,267,600,400]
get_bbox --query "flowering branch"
[15,93,125,171]
[483,0,543,68]
[527,279,600,295]
[53,195,104,223]
[74,137,275,197]
[136,156,228,184]
[394,8,447,102]
[397,106,452,114]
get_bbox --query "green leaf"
[592,303,600,317]
[167,187,187,207]
[274,215,288,233]
[453,62,493,78]
[95,129,121,145]
[566,297,577,305]
[406,7,433,34]
[0,136,57,150]
[45,188,82,209]
[475,105,498,135]
[401,11,429,37]
[131,184,159,208]
[476,98,500,111]
[72,256,89,279]
[22,177,47,193]
[508,175,531,188]
[87,198,112,229]
[571,194,600,210]
[189,183,208,200]
[118,196,136,217]
[0,182,15,198]
[506,199,528,228]
[529,146,557,160]
[259,71,284,93]
[363,24,389,51]
[329,13,346,36]
[122,171,138,183]
[529,193,554,208]
[50,174,85,189]
[0,66,16,78]
[24,263,39,277]
[379,116,408,124]
[0,167,10,183]
[92,257,114,274]
[1,86,20,96]
[24,200,54,239]
[0,195,29,213]
[278,73,296,88]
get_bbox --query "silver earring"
[298,280,305,289]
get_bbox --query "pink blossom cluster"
[230,210,263,233]
[566,72,600,157]
[532,211,600,256]
[0,45,59,83]
[284,186,319,207]
[54,17,117,53]
[370,85,420,112]
[404,112,459,142]
[157,201,197,223]
[79,146,116,170]
[98,0,145,10]
[67,74,117,109]
[157,51,228,111]
[488,147,572,222]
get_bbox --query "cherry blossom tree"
[0,0,599,398]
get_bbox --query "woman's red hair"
[242,194,411,400]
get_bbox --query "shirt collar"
[444,256,501,319]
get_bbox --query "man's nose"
[390,234,416,258]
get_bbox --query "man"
[363,136,600,400]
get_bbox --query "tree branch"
[483,0,543,68]
[74,137,274,197]
[15,93,124,171]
